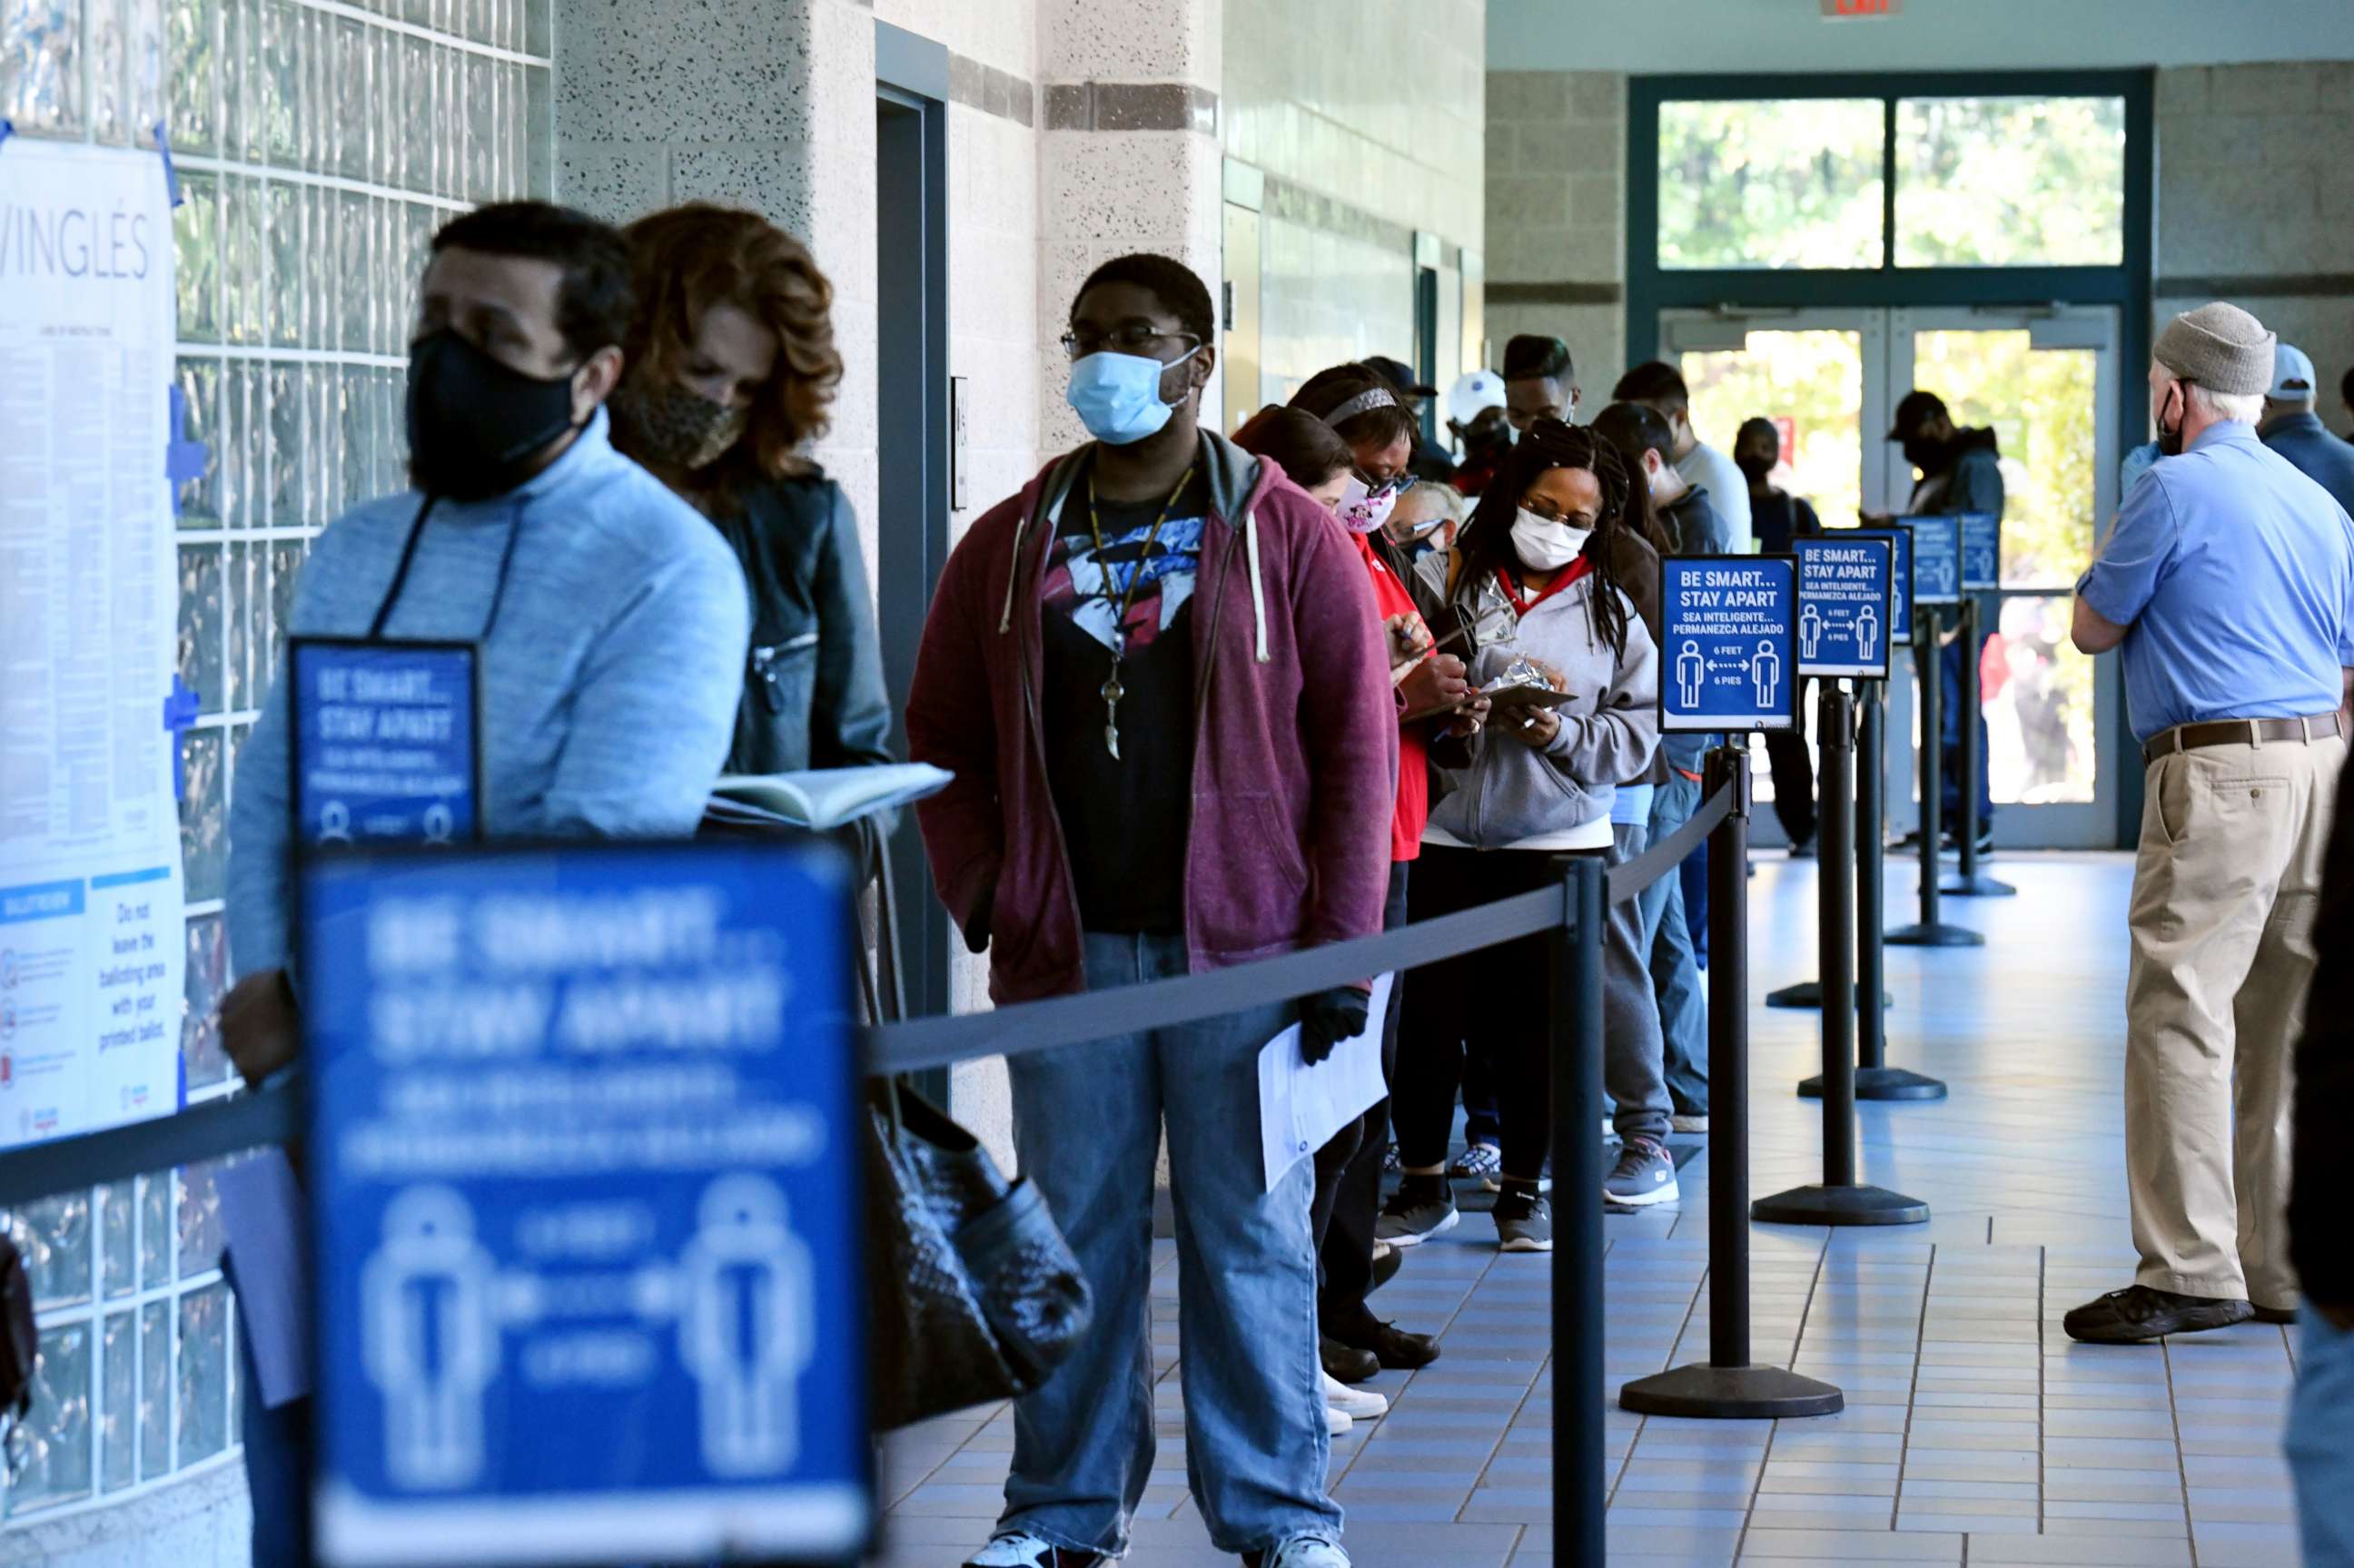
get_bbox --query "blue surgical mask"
[1065,346,1200,445]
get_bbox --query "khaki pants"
[2126,731,2344,1307]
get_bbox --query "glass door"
[1891,307,2122,848]
[1660,304,2122,849]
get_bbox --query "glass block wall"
[0,0,549,1524]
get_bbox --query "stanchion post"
[1754,688,1931,1227]
[1549,854,1607,1568]
[1887,606,1983,948]
[1943,594,2016,898]
[1767,681,1892,1015]
[1619,751,1843,1420]
[1801,684,1946,1102]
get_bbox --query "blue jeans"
[1000,932,1336,1558]
[2289,1309,2354,1566]
[225,1251,312,1568]
[1940,630,1994,826]
[1643,773,1710,1117]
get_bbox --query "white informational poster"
[0,139,186,1149]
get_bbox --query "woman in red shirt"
[1239,378,1486,1397]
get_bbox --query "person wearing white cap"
[2260,341,2354,518]
[1444,368,1511,498]
[2065,302,2354,1344]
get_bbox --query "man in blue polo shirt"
[2064,302,2354,1344]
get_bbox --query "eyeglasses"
[1516,496,1597,527]
[1355,468,1417,498]
[1060,326,1201,360]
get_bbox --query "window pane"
[1682,330,1865,532]
[1659,99,1885,271]
[1988,596,2097,804]
[1908,331,2098,587]
[1895,97,2125,267]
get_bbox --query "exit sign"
[1822,0,1899,15]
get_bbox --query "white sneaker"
[964,1530,1094,1567]
[1262,1536,1352,1568]
[1324,1404,1353,1436]
[1322,1369,1389,1421]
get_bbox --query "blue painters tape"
[153,121,182,206]
[163,675,200,802]
[165,381,208,515]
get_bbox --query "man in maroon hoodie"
[908,254,1396,1568]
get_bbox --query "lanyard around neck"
[365,495,527,646]
[1084,466,1195,649]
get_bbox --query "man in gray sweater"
[216,202,747,1567]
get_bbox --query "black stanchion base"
[1885,922,1984,948]
[1798,1066,1949,1101]
[1766,981,1894,1010]
[1752,1183,1932,1227]
[1618,1363,1845,1420]
[1939,872,2017,897]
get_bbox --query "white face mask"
[1511,508,1591,572]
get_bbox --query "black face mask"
[1735,453,1775,485]
[1901,434,1946,474]
[2157,382,2189,458]
[406,328,584,501]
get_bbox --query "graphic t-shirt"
[1039,470,1206,933]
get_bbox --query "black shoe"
[1320,1335,1380,1385]
[1337,1318,1440,1370]
[2062,1285,2253,1343]
[1369,1240,1403,1295]
[1786,835,1816,859]
[2254,1304,2298,1325]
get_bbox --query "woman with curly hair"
[611,202,892,774]
[1377,419,1669,1251]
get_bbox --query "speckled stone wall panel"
[798,0,882,574]
[556,0,824,144]
[1041,0,1218,88]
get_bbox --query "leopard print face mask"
[612,380,749,471]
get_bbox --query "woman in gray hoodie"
[1378,420,1667,1252]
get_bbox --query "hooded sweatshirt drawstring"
[1245,508,1270,663]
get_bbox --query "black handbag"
[864,1079,1093,1429]
[836,819,1093,1429]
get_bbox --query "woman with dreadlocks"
[1375,418,1668,1252]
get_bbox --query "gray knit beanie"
[2153,302,2277,397]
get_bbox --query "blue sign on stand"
[1904,514,1963,606]
[1850,528,1913,643]
[1795,534,1895,680]
[289,637,481,848]
[1660,554,1799,734]
[1960,511,2002,592]
[301,840,873,1568]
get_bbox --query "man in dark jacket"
[2261,342,2354,520]
[2289,764,2354,1565]
[1889,390,2003,846]
[908,253,1394,1568]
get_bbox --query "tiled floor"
[875,853,2309,1566]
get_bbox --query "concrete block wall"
[1482,69,1627,392]
[2153,61,2354,416]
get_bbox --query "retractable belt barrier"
[0,765,1794,1568]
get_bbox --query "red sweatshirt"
[1355,531,1430,863]
[907,436,1399,1005]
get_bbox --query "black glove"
[1297,986,1371,1066]
[960,876,998,954]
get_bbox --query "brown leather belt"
[2141,712,2342,766]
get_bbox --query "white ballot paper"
[1259,973,1393,1192]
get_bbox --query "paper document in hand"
[715,763,953,831]
[216,1149,312,1407]
[1259,974,1393,1193]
